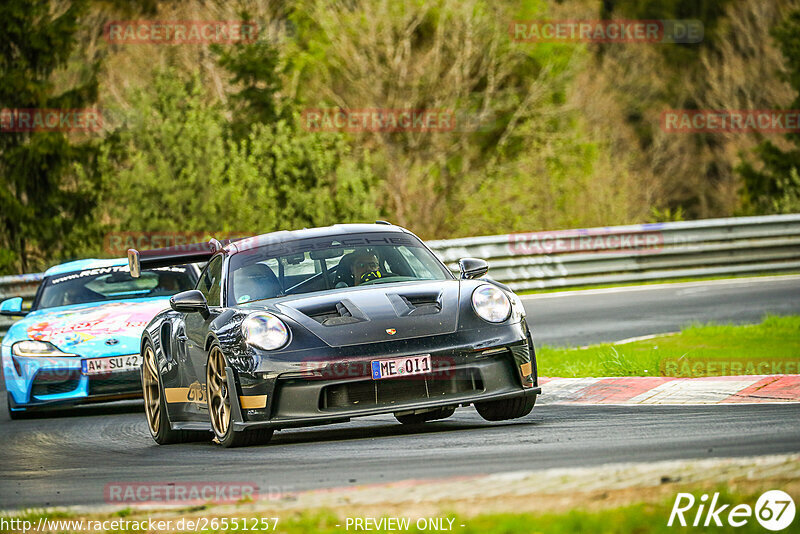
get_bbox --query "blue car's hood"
[4,298,171,357]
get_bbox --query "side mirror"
[0,297,26,317]
[170,290,209,318]
[458,258,489,280]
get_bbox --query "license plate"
[81,354,141,375]
[371,354,431,380]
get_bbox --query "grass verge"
[537,315,800,378]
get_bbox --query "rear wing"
[127,239,223,278]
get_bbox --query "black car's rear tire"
[395,406,456,425]
[475,394,536,421]
[142,340,209,444]
[207,345,273,448]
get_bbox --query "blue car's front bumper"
[3,348,141,412]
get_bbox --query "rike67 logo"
[669,490,795,530]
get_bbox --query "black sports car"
[128,223,540,447]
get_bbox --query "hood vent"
[387,292,442,317]
[272,280,459,347]
[298,299,365,326]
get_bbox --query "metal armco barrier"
[1,214,799,337]
[426,213,800,291]
[0,273,43,338]
[0,273,43,300]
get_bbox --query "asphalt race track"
[2,403,799,509]
[523,275,800,346]
[2,276,800,509]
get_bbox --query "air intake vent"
[31,370,81,398]
[387,292,442,316]
[300,300,364,326]
[404,295,441,315]
[320,368,483,410]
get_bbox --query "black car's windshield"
[228,232,452,305]
[35,265,197,310]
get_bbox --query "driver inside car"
[351,250,382,286]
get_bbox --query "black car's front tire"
[475,394,536,421]
[395,406,456,425]
[142,340,209,444]
[206,345,273,448]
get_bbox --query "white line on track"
[612,332,678,345]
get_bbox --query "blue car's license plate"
[81,354,141,375]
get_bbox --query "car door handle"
[177,334,188,342]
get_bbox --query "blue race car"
[1,258,198,418]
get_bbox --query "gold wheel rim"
[142,345,160,434]
[207,347,230,437]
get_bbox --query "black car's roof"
[224,223,411,254]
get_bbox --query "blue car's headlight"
[241,313,290,351]
[471,285,511,323]
[12,340,76,357]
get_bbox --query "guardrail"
[0,273,43,339]
[2,214,799,337]
[427,213,800,290]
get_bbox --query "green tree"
[286,0,581,237]
[95,71,230,236]
[737,9,800,214]
[95,64,378,243]
[213,39,286,141]
[223,119,379,231]
[213,31,379,229]
[0,0,100,274]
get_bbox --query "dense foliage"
[1,0,799,274]
[737,8,800,214]
[0,0,100,273]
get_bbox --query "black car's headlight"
[241,313,290,351]
[12,340,76,357]
[471,285,511,323]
